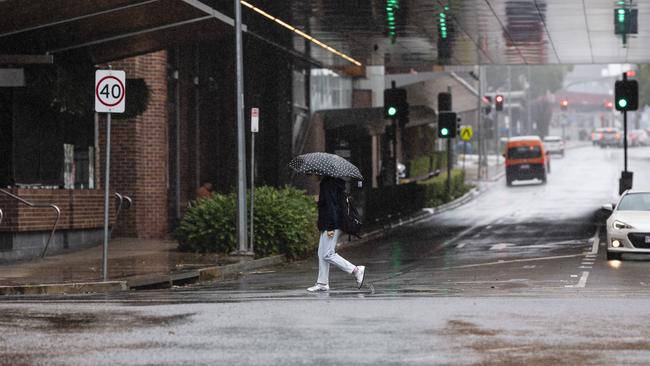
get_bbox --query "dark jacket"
[317,177,345,231]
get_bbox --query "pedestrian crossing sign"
[460,126,473,141]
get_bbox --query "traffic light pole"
[623,111,627,173]
[447,137,452,197]
[495,110,500,167]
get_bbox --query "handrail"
[0,188,61,258]
[112,192,132,236]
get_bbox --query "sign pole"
[249,108,259,254]
[103,112,111,281]
[95,67,125,281]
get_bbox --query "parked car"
[504,136,550,186]
[599,127,622,148]
[591,128,604,146]
[604,191,650,261]
[543,136,565,156]
[629,129,650,147]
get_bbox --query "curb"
[126,254,287,289]
[0,281,127,296]
[338,186,484,249]
[198,255,286,282]
[0,255,288,296]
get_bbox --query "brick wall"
[97,51,169,239]
[0,189,116,232]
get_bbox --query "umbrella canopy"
[289,152,363,180]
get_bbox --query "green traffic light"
[388,106,398,117]
[441,127,449,136]
[618,99,628,108]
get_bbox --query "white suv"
[543,136,565,157]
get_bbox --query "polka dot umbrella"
[289,152,363,180]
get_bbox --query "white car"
[604,191,650,260]
[543,136,565,157]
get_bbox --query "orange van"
[504,136,550,186]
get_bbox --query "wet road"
[2,145,650,365]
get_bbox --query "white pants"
[317,230,356,285]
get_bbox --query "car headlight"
[613,220,634,230]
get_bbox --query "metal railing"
[112,192,132,236]
[0,188,61,258]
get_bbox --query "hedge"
[175,186,318,259]
[364,169,470,225]
[417,169,469,207]
[407,152,447,178]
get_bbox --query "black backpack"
[339,191,362,238]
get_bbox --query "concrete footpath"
[0,238,286,295]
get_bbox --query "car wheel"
[506,178,513,187]
[607,251,621,261]
[540,173,547,184]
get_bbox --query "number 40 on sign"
[95,70,126,114]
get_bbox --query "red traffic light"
[626,70,636,77]
[560,99,568,107]
[605,101,614,109]
[495,95,504,103]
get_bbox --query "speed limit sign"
[95,70,126,113]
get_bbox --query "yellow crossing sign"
[460,126,473,141]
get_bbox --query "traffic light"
[495,94,504,111]
[615,79,638,111]
[560,99,568,111]
[438,112,457,138]
[614,8,638,35]
[604,101,614,110]
[438,92,452,111]
[384,88,408,119]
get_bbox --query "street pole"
[250,130,255,253]
[476,65,483,180]
[102,111,111,281]
[446,85,452,197]
[623,111,627,172]
[495,110,500,167]
[250,108,259,254]
[507,65,513,138]
[234,0,249,254]
[447,137,452,197]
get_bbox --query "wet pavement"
[2,145,650,365]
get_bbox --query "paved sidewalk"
[0,238,244,287]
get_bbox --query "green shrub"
[175,186,318,259]
[407,152,447,178]
[418,169,470,207]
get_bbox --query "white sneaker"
[354,266,366,289]
[307,283,330,292]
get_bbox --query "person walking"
[306,175,365,292]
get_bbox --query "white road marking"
[438,254,585,270]
[490,243,513,250]
[565,271,589,288]
[579,266,592,269]
[571,274,578,278]
[523,265,536,269]
[456,243,466,249]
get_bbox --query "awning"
[0,0,237,64]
